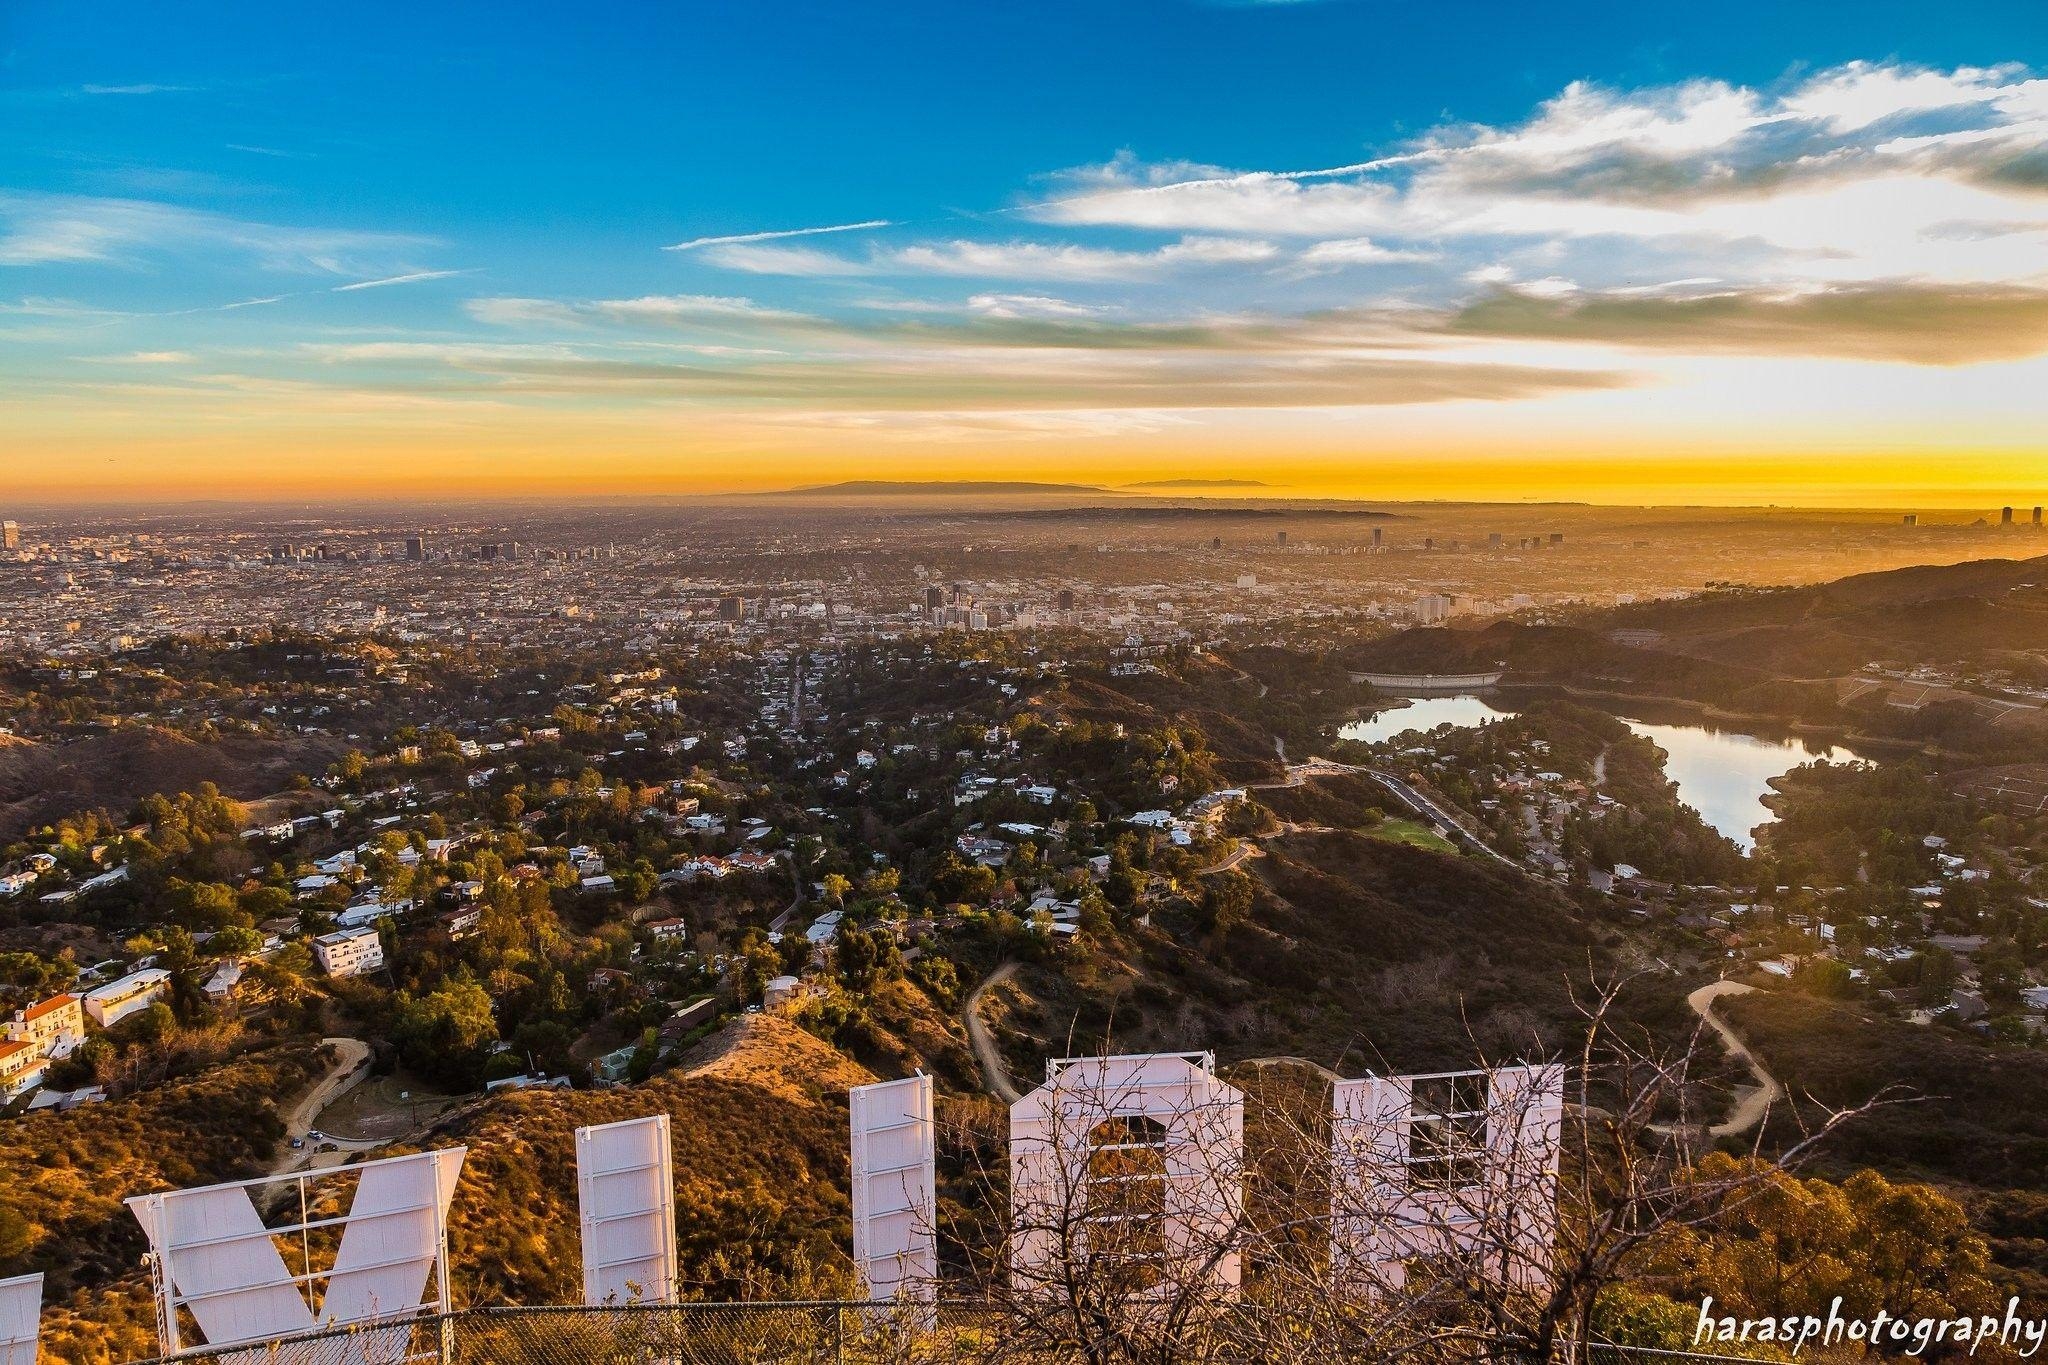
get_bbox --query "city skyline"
[4,1,2048,505]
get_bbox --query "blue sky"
[4,1,2047,500]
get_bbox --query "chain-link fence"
[455,1303,1003,1365]
[131,1303,1770,1365]
[133,1304,1003,1365]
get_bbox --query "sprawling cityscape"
[5,2,2048,1363]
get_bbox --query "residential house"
[0,1038,48,1099]
[203,959,244,1003]
[313,927,385,978]
[82,969,172,1027]
[6,993,84,1059]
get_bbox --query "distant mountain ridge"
[1120,478,1274,489]
[768,479,1112,496]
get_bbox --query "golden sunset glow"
[4,22,2045,506]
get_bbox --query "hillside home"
[5,993,84,1059]
[0,1038,48,1099]
[313,926,385,978]
[82,969,172,1027]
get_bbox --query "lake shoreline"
[1350,681,1921,760]
[1338,688,1870,853]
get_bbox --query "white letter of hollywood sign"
[849,1074,937,1310]
[575,1115,678,1306]
[1008,1053,1244,1299]
[127,1147,466,1359]
[0,1273,41,1365]
[1329,1064,1564,1294]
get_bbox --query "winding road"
[1197,839,1262,874]
[268,1037,381,1178]
[964,963,1023,1104]
[1656,980,1783,1139]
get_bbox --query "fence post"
[834,1306,845,1365]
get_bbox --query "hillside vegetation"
[447,1016,876,1306]
[0,726,339,841]
[0,1043,327,1365]
[1342,554,2048,759]
[988,827,1643,1079]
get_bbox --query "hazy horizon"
[3,487,2044,516]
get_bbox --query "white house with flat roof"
[313,926,385,978]
[82,969,171,1028]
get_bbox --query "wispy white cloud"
[966,293,1108,318]
[890,236,1278,280]
[0,192,433,272]
[301,340,587,364]
[80,83,193,96]
[1022,62,2048,295]
[666,219,894,251]
[333,269,473,291]
[704,234,1282,281]
[300,332,1630,411]
[1296,236,1437,269]
[698,242,881,276]
[465,293,816,328]
[590,294,810,322]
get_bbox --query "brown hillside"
[0,726,342,839]
[0,1042,329,1365]
[991,829,1637,1081]
[446,1016,875,1308]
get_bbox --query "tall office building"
[1210,536,1223,550]
[1056,588,1076,612]
[1902,514,1918,527]
[405,536,425,560]
[2002,506,2015,526]
[2034,507,2044,528]
[0,520,18,551]
[1275,530,1287,544]
[717,595,746,622]
[1371,527,1383,549]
